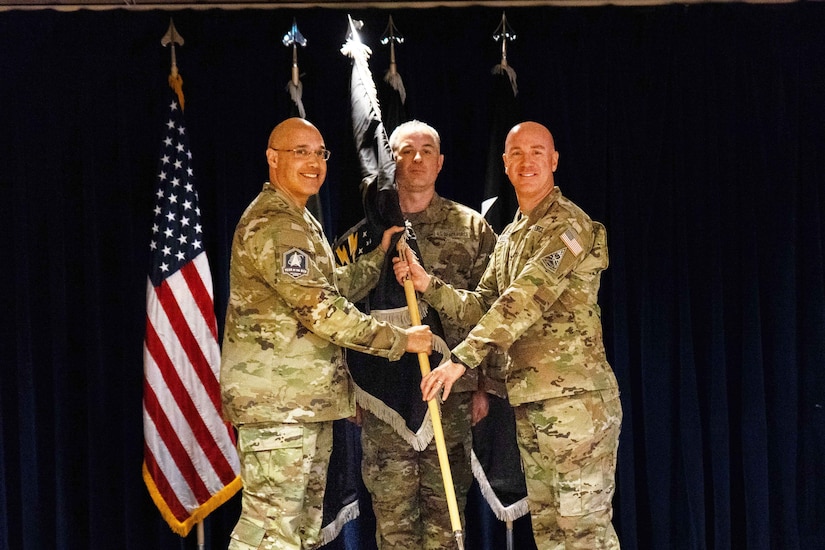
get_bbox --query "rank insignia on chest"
[542,248,567,273]
[283,248,309,278]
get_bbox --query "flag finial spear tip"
[161,18,184,75]
[282,17,307,48]
[283,18,307,88]
[380,14,404,77]
[161,18,184,49]
[380,14,404,46]
[161,18,185,109]
[492,11,517,68]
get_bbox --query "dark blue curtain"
[1,4,823,549]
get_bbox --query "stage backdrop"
[1,3,824,549]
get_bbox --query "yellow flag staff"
[398,239,465,550]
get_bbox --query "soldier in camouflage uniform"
[398,121,622,549]
[360,120,498,549]
[220,118,432,550]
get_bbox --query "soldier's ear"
[266,147,278,168]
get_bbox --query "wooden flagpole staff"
[398,240,465,550]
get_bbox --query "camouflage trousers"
[360,392,473,550]
[513,388,622,550]
[228,421,332,550]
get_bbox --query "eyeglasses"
[270,147,331,161]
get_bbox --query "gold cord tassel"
[168,70,185,111]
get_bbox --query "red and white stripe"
[143,252,239,535]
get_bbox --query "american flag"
[142,92,241,537]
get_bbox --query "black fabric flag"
[471,61,530,522]
[336,18,450,451]
[480,67,521,234]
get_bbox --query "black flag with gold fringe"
[335,17,450,451]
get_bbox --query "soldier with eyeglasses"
[220,117,433,550]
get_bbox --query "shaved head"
[505,121,556,152]
[502,121,560,213]
[268,117,321,149]
[265,117,327,207]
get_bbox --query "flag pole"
[282,17,307,119]
[197,522,205,550]
[493,16,517,550]
[161,17,185,109]
[398,240,465,550]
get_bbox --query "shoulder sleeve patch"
[282,248,310,278]
[561,227,583,256]
[542,248,567,273]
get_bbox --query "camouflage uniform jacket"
[405,193,497,393]
[221,183,409,425]
[422,186,618,406]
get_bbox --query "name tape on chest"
[283,248,309,278]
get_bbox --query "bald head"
[502,121,560,213]
[265,117,327,208]
[268,117,321,150]
[504,121,556,152]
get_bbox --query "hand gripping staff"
[397,238,465,550]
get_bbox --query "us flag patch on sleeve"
[561,228,583,256]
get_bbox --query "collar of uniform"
[403,192,448,225]
[523,186,562,226]
[263,181,307,217]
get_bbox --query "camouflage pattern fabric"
[423,186,619,404]
[423,186,622,547]
[361,394,473,550]
[228,422,332,550]
[403,194,498,393]
[514,388,622,549]
[221,183,409,426]
[221,183,412,549]
[359,194,496,548]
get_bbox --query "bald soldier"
[221,118,432,550]
[396,121,622,549]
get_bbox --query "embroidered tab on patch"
[542,248,566,273]
[561,228,583,256]
[283,248,309,278]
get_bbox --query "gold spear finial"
[161,18,185,110]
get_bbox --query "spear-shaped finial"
[380,15,404,76]
[161,18,185,110]
[492,12,518,96]
[380,15,406,104]
[282,18,308,118]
